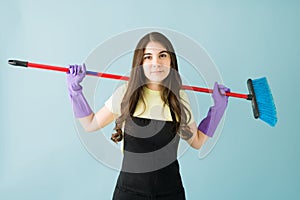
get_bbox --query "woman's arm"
[78,106,116,132]
[186,82,230,149]
[67,64,118,133]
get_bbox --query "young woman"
[66,32,230,200]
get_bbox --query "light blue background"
[1,0,299,199]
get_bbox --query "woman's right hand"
[66,63,93,119]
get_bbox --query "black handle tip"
[8,60,17,65]
[8,59,28,67]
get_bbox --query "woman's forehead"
[144,41,167,52]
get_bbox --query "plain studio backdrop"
[0,0,299,200]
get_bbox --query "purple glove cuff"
[69,90,93,118]
[197,107,213,137]
[197,106,225,137]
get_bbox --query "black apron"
[112,108,186,200]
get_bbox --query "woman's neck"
[146,83,162,91]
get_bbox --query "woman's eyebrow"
[159,50,168,54]
[144,50,168,55]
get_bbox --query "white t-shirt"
[105,83,195,125]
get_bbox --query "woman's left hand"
[212,82,230,109]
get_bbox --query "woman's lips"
[151,71,163,74]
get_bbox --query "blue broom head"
[252,77,277,126]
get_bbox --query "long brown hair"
[111,32,193,142]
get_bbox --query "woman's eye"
[144,56,151,60]
[159,54,168,58]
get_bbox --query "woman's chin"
[147,75,168,83]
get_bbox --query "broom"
[8,59,277,127]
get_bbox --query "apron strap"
[168,97,177,123]
[170,108,176,122]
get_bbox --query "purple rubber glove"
[66,64,93,118]
[198,82,230,137]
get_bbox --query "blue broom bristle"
[252,77,277,126]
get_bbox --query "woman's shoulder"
[113,83,128,95]
[179,89,190,101]
[105,83,128,116]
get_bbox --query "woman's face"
[142,41,171,84]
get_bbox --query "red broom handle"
[11,60,249,99]
[181,85,249,99]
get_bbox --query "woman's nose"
[151,56,160,66]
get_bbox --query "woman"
[66,32,230,199]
